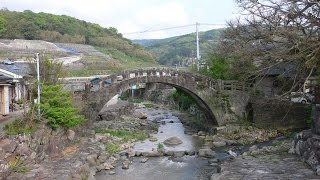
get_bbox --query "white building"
[0,61,30,115]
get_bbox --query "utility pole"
[35,53,41,119]
[196,22,200,71]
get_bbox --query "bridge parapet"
[88,68,252,93]
[83,68,253,126]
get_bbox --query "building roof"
[0,62,31,76]
[263,63,295,78]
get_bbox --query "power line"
[122,23,226,35]
[122,24,195,35]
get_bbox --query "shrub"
[105,143,120,154]
[95,128,148,142]
[157,143,164,152]
[3,119,36,135]
[40,85,85,129]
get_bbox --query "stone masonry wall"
[250,99,310,128]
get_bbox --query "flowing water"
[96,107,319,180]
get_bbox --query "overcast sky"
[0,0,240,39]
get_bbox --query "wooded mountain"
[133,29,224,66]
[0,8,154,62]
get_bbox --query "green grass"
[3,119,37,135]
[143,103,154,108]
[95,128,148,142]
[105,143,120,154]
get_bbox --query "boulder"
[0,139,17,153]
[163,137,183,145]
[135,112,148,119]
[173,151,185,157]
[212,141,226,148]
[86,154,98,166]
[198,148,216,158]
[198,131,206,136]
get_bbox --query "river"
[96,107,319,180]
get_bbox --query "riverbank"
[1,101,318,179]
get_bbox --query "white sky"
[0,0,240,39]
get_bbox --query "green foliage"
[0,14,6,37]
[105,143,120,154]
[3,119,36,135]
[170,89,195,111]
[205,54,232,80]
[29,56,66,85]
[95,128,148,142]
[135,29,224,66]
[40,85,85,129]
[304,106,312,126]
[143,103,154,108]
[157,143,164,152]
[0,9,155,65]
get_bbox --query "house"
[255,63,296,97]
[0,61,31,115]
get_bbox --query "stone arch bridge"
[82,68,252,126]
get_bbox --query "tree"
[0,14,6,37]
[29,56,66,85]
[205,54,233,80]
[218,0,319,88]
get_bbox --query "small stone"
[30,151,37,159]
[122,159,130,169]
[249,145,259,152]
[316,165,320,176]
[109,171,116,175]
[67,130,76,141]
[149,136,158,142]
[198,131,206,136]
[140,157,148,163]
[163,137,183,145]
[208,158,220,164]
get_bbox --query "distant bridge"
[80,68,252,126]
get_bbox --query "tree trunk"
[312,86,320,134]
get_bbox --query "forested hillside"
[0,8,154,62]
[134,29,223,66]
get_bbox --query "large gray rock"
[212,141,226,147]
[198,148,216,158]
[173,151,185,157]
[0,139,17,153]
[135,112,148,119]
[163,137,183,145]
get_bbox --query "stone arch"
[86,68,220,126]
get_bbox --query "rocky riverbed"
[1,101,319,180]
